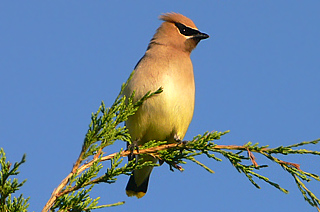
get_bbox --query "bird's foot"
[127,140,139,161]
[174,134,189,145]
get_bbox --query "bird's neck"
[147,39,191,57]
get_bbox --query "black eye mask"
[175,23,201,37]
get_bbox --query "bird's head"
[149,12,209,53]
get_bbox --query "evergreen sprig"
[0,148,29,212]
[3,73,319,211]
[41,79,320,211]
[42,74,164,212]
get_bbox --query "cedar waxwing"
[124,12,209,198]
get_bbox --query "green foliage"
[0,148,29,212]
[42,74,164,211]
[128,131,320,210]
[52,186,99,212]
[2,74,320,211]
[43,74,320,211]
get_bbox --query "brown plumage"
[124,12,209,198]
[159,12,197,29]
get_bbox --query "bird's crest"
[159,12,197,29]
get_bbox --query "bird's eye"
[175,23,200,37]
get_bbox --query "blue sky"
[1,1,320,211]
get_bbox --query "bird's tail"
[126,171,150,198]
[126,155,157,198]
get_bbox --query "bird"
[123,12,209,198]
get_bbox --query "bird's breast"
[124,52,195,143]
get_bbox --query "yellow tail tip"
[126,190,146,198]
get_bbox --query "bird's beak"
[194,32,209,40]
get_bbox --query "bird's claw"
[174,134,189,145]
[127,140,139,161]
